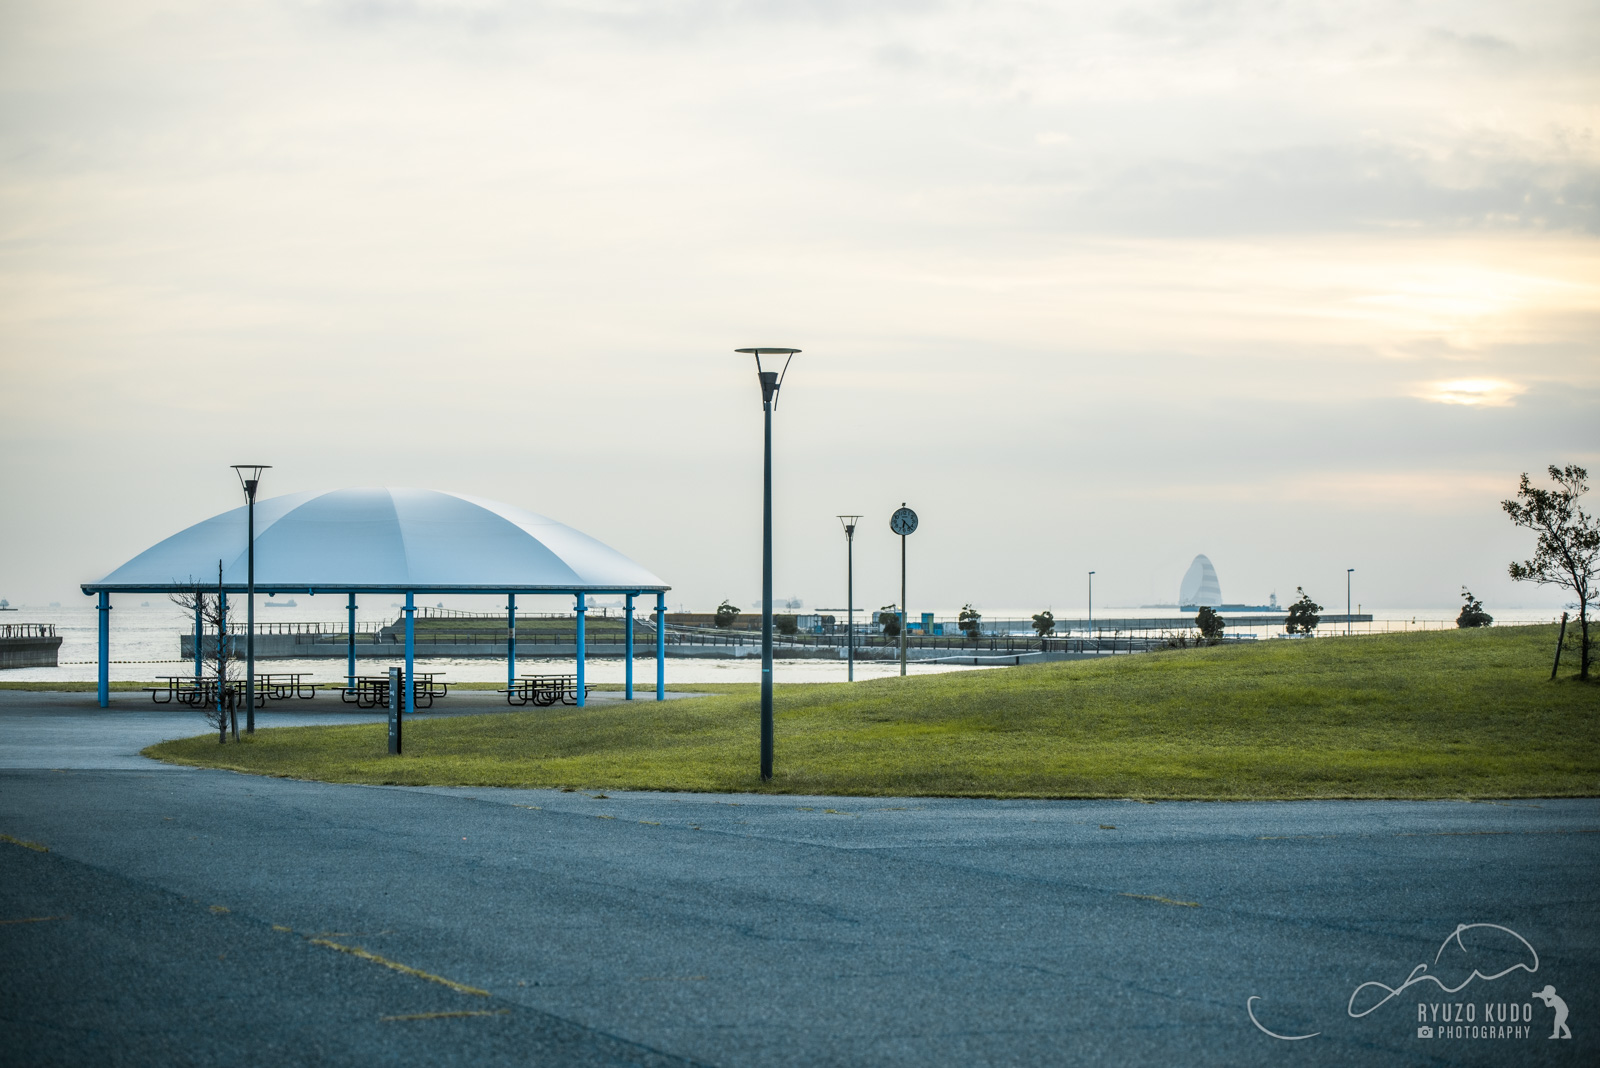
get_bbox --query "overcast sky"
[1,0,1596,616]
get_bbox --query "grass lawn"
[143,625,1599,799]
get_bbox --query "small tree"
[958,603,982,640]
[1031,610,1055,638]
[775,614,798,636]
[1285,587,1322,635]
[878,605,901,639]
[171,578,238,743]
[1503,464,1598,679]
[1456,588,1494,629]
[1196,606,1225,644]
[714,600,741,628]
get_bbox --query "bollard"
[388,666,404,755]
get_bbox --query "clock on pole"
[890,504,918,674]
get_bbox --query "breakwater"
[1,623,62,669]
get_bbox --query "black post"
[761,371,776,782]
[1552,611,1569,681]
[246,489,256,732]
[388,666,404,754]
[847,527,855,682]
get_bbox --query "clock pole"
[900,523,908,676]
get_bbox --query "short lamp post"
[232,464,270,733]
[737,347,799,783]
[838,515,860,682]
[1347,568,1354,636]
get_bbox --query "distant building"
[1179,554,1223,608]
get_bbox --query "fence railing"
[1,623,56,639]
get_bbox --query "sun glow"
[1416,379,1527,406]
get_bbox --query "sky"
[1,0,1597,617]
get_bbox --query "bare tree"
[170,568,240,742]
[1503,464,1599,680]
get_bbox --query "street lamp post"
[838,516,860,682]
[1347,568,1354,636]
[1088,571,1095,640]
[737,347,799,783]
[231,464,270,733]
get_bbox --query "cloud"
[1414,379,1528,406]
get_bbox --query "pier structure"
[0,623,62,669]
[81,487,670,709]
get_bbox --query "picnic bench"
[340,671,447,710]
[148,673,315,708]
[500,673,591,707]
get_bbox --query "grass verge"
[143,625,1598,799]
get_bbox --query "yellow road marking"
[272,924,293,932]
[0,915,67,925]
[381,1010,508,1021]
[307,938,490,996]
[0,834,49,853]
[639,975,707,982]
[209,905,230,914]
[1099,825,1116,830]
[1121,893,1200,908]
[638,820,660,826]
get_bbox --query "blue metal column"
[346,593,357,689]
[574,593,587,707]
[507,593,517,691]
[404,592,416,715]
[624,593,634,700]
[97,592,110,708]
[655,592,665,701]
[193,602,202,680]
[218,591,228,731]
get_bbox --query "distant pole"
[1347,569,1354,635]
[839,516,860,682]
[1088,571,1095,638]
[346,593,356,688]
[575,593,587,707]
[736,347,799,782]
[889,505,918,676]
[655,591,666,701]
[625,592,635,700]
[1552,611,1569,680]
[507,592,517,692]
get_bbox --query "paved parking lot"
[2,691,1595,1066]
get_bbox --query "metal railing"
[1,623,56,639]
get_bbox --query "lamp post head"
[735,347,800,407]
[231,464,271,501]
[838,514,861,539]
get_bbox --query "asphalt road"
[1,692,1596,1066]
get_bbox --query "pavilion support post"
[96,592,110,708]
[404,593,416,716]
[193,601,202,681]
[574,594,587,707]
[656,592,665,701]
[507,593,517,692]
[346,593,357,689]
[625,593,635,700]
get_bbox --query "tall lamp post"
[231,464,270,734]
[737,347,799,783]
[890,504,918,676]
[1088,571,1095,639]
[1347,568,1354,636]
[838,515,860,682]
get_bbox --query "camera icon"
[1417,1026,1434,1039]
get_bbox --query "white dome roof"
[83,488,668,594]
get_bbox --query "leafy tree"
[958,603,983,639]
[878,605,901,639]
[1503,464,1599,680]
[1285,587,1322,635]
[775,614,798,636]
[714,600,741,628]
[1031,610,1055,638]
[1196,606,1225,643]
[1456,588,1494,629]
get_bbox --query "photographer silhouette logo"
[1532,985,1572,1040]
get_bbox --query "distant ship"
[264,598,298,608]
[1179,592,1284,613]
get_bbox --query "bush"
[775,614,798,636]
[878,607,902,639]
[1457,588,1494,628]
[1196,606,1225,643]
[714,600,740,628]
[1285,587,1322,635]
[958,603,983,639]
[1032,610,1055,638]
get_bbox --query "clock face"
[890,506,919,536]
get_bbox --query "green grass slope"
[144,625,1599,799]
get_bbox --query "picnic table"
[148,674,316,708]
[340,672,447,710]
[500,673,590,707]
